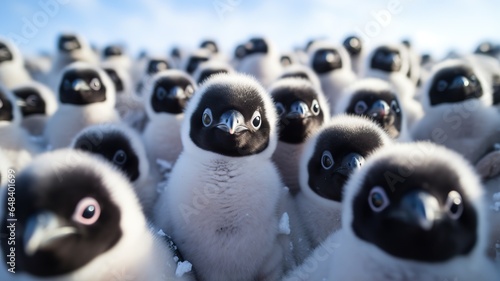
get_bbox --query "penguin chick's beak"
[286,100,311,119]
[367,100,390,119]
[334,152,365,177]
[216,110,248,135]
[23,212,77,256]
[389,191,441,231]
[72,79,90,91]
[169,86,186,99]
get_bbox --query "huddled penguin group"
[0,32,499,281]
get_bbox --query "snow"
[175,261,192,277]
[279,212,291,235]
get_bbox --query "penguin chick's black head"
[146,59,170,76]
[429,64,483,106]
[1,162,122,277]
[185,53,210,75]
[200,40,219,54]
[345,90,402,139]
[271,80,325,144]
[151,73,195,114]
[58,34,81,53]
[103,68,124,93]
[0,42,13,63]
[189,75,272,157]
[73,129,140,182]
[370,46,402,73]
[312,47,343,74]
[103,45,123,58]
[13,86,47,117]
[245,38,269,56]
[343,36,362,56]
[307,118,387,202]
[196,67,229,85]
[59,67,107,105]
[351,146,478,262]
[0,88,14,121]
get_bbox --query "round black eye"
[83,205,96,219]
[390,100,400,113]
[354,101,368,114]
[63,79,71,90]
[275,103,285,116]
[368,186,390,212]
[251,111,261,129]
[90,78,101,91]
[112,150,127,165]
[446,191,463,220]
[321,150,334,170]
[185,85,195,97]
[202,108,213,127]
[437,80,448,92]
[311,99,320,115]
[27,95,39,106]
[72,197,101,225]
[156,87,167,100]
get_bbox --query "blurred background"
[0,0,499,58]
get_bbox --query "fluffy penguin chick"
[183,49,210,76]
[308,42,357,113]
[101,45,131,72]
[0,149,195,281]
[154,73,285,281]
[285,142,499,281]
[192,60,234,85]
[142,70,196,168]
[135,57,172,99]
[236,37,283,87]
[0,86,37,170]
[270,77,330,194]
[0,38,32,88]
[342,35,364,75]
[278,64,322,90]
[336,78,410,141]
[412,59,500,164]
[295,115,391,249]
[44,62,119,149]
[12,81,57,136]
[71,124,158,217]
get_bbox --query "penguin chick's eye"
[90,78,101,91]
[311,99,320,116]
[437,80,448,92]
[202,108,213,127]
[156,87,167,100]
[72,197,101,225]
[445,190,464,220]
[112,149,127,165]
[63,79,71,91]
[321,150,334,170]
[390,100,401,113]
[185,85,195,97]
[355,100,368,114]
[368,186,390,212]
[275,103,285,116]
[27,95,39,106]
[251,111,262,129]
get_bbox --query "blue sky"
[0,0,499,59]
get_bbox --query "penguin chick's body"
[308,42,357,113]
[270,77,330,194]
[44,62,119,149]
[0,149,195,281]
[295,115,391,249]
[155,74,285,281]
[0,38,32,88]
[285,142,499,281]
[192,60,235,85]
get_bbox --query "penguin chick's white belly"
[273,142,304,194]
[45,105,119,149]
[143,115,183,166]
[163,154,284,281]
[0,126,36,170]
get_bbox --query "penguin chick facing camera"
[154,73,286,281]
[0,37,32,89]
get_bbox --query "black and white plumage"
[285,142,499,281]
[308,42,357,113]
[0,148,10,186]
[278,64,322,90]
[154,73,285,281]
[412,59,500,164]
[342,35,364,75]
[192,60,235,85]
[335,78,411,141]
[269,77,330,194]
[295,115,391,249]
[12,81,57,136]
[135,57,172,99]
[0,149,195,281]
[44,62,119,149]
[182,49,211,76]
[101,45,132,72]
[0,38,32,89]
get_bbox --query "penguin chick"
[236,37,283,87]
[285,142,499,281]
[136,57,172,99]
[295,115,391,249]
[277,64,322,90]
[44,62,119,149]
[71,124,158,218]
[342,35,364,75]
[12,81,57,136]
[308,42,357,113]
[0,38,32,88]
[0,148,11,186]
[183,49,211,76]
[269,77,330,194]
[412,59,500,164]
[101,44,131,72]
[154,73,285,281]
[335,78,411,141]
[192,60,235,85]
[0,149,195,281]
